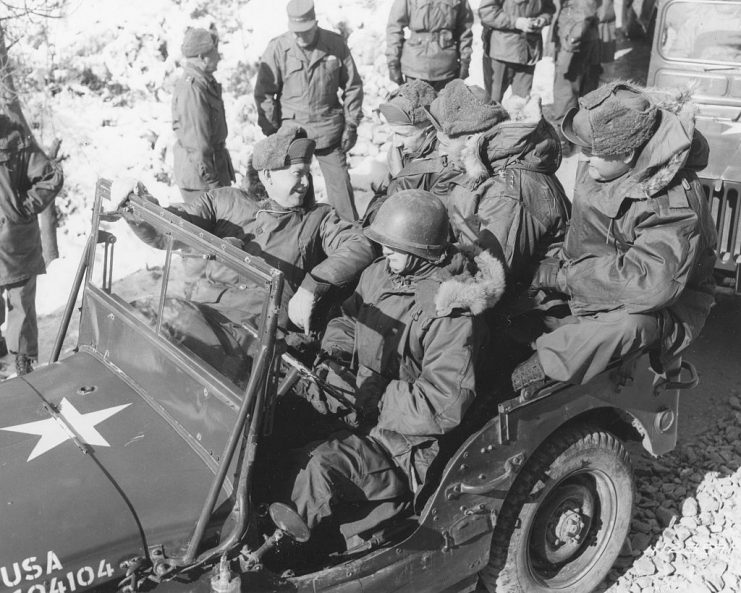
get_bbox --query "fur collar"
[434,248,506,316]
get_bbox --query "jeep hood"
[0,352,222,590]
[695,116,741,182]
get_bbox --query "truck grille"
[700,178,741,292]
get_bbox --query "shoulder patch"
[668,181,690,209]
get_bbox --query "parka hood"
[430,247,506,316]
[460,96,562,182]
[616,87,705,200]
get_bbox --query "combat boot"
[15,354,33,376]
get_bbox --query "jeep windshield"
[658,1,741,66]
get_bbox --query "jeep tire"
[479,425,634,593]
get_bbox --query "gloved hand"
[515,17,535,33]
[388,63,403,85]
[530,16,547,30]
[288,286,316,334]
[459,62,470,80]
[110,177,140,209]
[341,126,358,154]
[530,258,565,292]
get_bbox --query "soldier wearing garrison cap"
[511,82,718,394]
[115,126,374,339]
[254,0,364,222]
[172,27,234,204]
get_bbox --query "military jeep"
[0,180,698,593]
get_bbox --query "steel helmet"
[365,189,449,260]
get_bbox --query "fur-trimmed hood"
[459,96,562,183]
[430,247,506,316]
[619,87,705,199]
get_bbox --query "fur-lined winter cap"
[252,127,316,170]
[562,82,660,156]
[181,28,218,58]
[426,79,509,138]
[379,80,437,126]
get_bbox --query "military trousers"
[315,145,358,222]
[0,276,38,359]
[534,309,660,384]
[484,59,534,102]
[284,430,410,530]
[551,46,601,130]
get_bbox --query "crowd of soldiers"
[0,0,720,586]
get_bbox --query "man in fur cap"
[511,82,717,392]
[172,27,235,203]
[266,190,505,544]
[425,81,570,333]
[363,80,452,224]
[115,127,374,340]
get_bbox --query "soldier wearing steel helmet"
[268,190,505,539]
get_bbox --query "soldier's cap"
[287,0,317,32]
[181,27,218,58]
[379,80,438,126]
[253,127,316,170]
[561,82,660,157]
[425,79,509,138]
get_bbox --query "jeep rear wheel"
[480,425,634,593]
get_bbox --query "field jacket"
[172,63,234,191]
[254,29,364,150]
[479,0,555,66]
[0,122,63,285]
[386,0,474,81]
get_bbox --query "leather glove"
[288,286,316,334]
[110,177,140,209]
[341,126,358,153]
[530,258,565,292]
[388,63,403,85]
[459,62,470,80]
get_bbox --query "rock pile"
[598,395,741,593]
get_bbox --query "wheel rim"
[526,469,620,589]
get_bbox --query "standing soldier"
[0,114,64,375]
[254,0,364,222]
[550,0,601,154]
[386,0,474,91]
[479,0,555,102]
[172,27,235,203]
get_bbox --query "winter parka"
[321,249,505,492]
[0,119,64,285]
[479,0,555,66]
[386,0,474,82]
[172,63,235,191]
[553,91,717,359]
[435,97,571,298]
[126,181,375,324]
[254,29,364,151]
